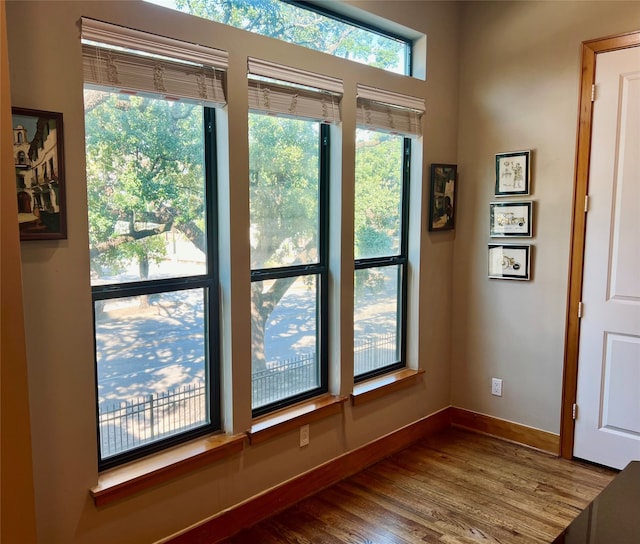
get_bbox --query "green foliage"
[174,0,405,71]
[85,91,205,278]
[249,114,319,269]
[354,131,403,259]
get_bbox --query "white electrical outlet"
[491,378,503,397]
[299,424,310,447]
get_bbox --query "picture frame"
[428,163,457,231]
[495,150,530,196]
[488,244,531,280]
[489,201,533,237]
[12,107,67,240]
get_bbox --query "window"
[353,86,423,381]
[248,66,339,416]
[81,19,227,469]
[145,0,411,75]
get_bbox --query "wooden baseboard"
[163,407,453,544]
[450,407,560,455]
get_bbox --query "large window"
[354,131,409,380]
[82,20,226,468]
[145,0,411,75]
[248,68,337,416]
[353,85,423,381]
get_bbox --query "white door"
[573,45,640,470]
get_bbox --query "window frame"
[90,107,221,471]
[354,137,411,383]
[145,0,413,76]
[289,0,413,76]
[249,123,330,418]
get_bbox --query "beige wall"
[6,1,458,542]
[452,1,640,432]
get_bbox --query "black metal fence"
[252,353,317,409]
[99,333,398,458]
[99,383,206,459]
[354,332,397,375]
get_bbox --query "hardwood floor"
[223,428,616,544]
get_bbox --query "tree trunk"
[250,276,297,373]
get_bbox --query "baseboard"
[450,407,560,455]
[163,406,453,544]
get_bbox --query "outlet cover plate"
[491,378,503,397]
[299,424,310,447]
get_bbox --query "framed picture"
[489,201,533,237]
[495,150,530,196]
[428,163,457,231]
[488,244,531,280]
[12,107,67,240]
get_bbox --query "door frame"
[561,30,640,459]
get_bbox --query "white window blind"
[248,58,342,123]
[356,84,424,137]
[81,18,227,107]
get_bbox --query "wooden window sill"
[248,394,348,445]
[90,432,246,507]
[351,368,425,406]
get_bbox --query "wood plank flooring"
[223,428,616,544]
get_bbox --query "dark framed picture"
[495,150,530,196]
[489,201,533,237]
[428,163,457,231]
[12,107,67,240]
[488,244,531,280]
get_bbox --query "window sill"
[351,368,425,406]
[247,394,348,445]
[90,432,245,507]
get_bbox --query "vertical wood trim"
[561,30,640,460]
[0,1,38,541]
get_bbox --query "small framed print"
[488,244,531,280]
[495,150,530,196]
[490,201,533,237]
[13,107,67,240]
[428,163,457,231]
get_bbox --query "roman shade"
[356,84,424,136]
[247,57,342,123]
[81,18,227,107]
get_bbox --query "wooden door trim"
[561,30,640,459]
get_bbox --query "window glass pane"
[96,288,208,460]
[85,90,206,285]
[249,114,319,269]
[354,129,404,260]
[145,0,408,75]
[252,275,319,410]
[354,265,401,376]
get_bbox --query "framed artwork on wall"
[488,244,531,280]
[12,107,67,241]
[489,201,533,237]
[495,150,530,196]
[428,163,457,231]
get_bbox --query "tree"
[175,0,405,72]
[249,115,320,372]
[85,1,406,375]
[354,131,403,260]
[85,91,206,281]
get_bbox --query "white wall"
[452,1,640,432]
[6,1,459,542]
